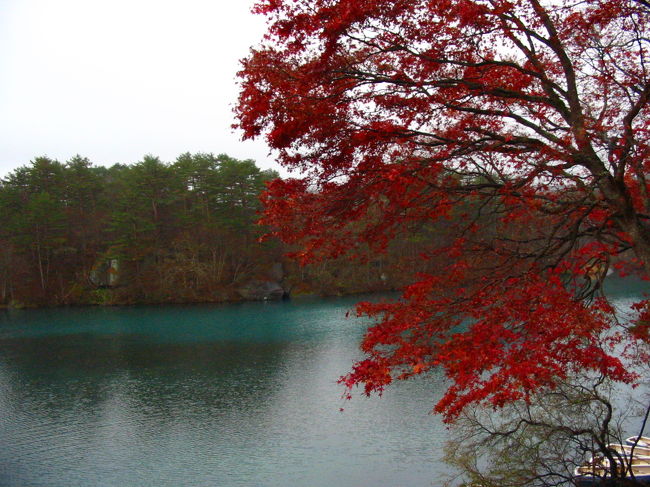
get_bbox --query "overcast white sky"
[0,0,278,177]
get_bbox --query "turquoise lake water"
[0,279,647,487]
[0,295,452,487]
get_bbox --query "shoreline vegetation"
[0,153,426,309]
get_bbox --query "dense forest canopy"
[0,153,278,306]
[0,153,432,307]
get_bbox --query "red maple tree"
[236,0,650,422]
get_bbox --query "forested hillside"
[0,153,427,307]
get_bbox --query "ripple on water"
[0,286,644,487]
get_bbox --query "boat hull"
[575,474,650,486]
[626,437,650,449]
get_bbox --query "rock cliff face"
[237,280,286,300]
[89,259,120,288]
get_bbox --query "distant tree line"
[0,153,427,307]
[0,153,279,306]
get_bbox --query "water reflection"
[0,297,449,487]
[3,280,642,487]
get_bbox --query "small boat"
[575,472,650,486]
[626,436,650,449]
[608,442,650,459]
[574,444,650,486]
[574,462,650,485]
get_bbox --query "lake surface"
[0,294,452,487]
[0,279,647,487]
